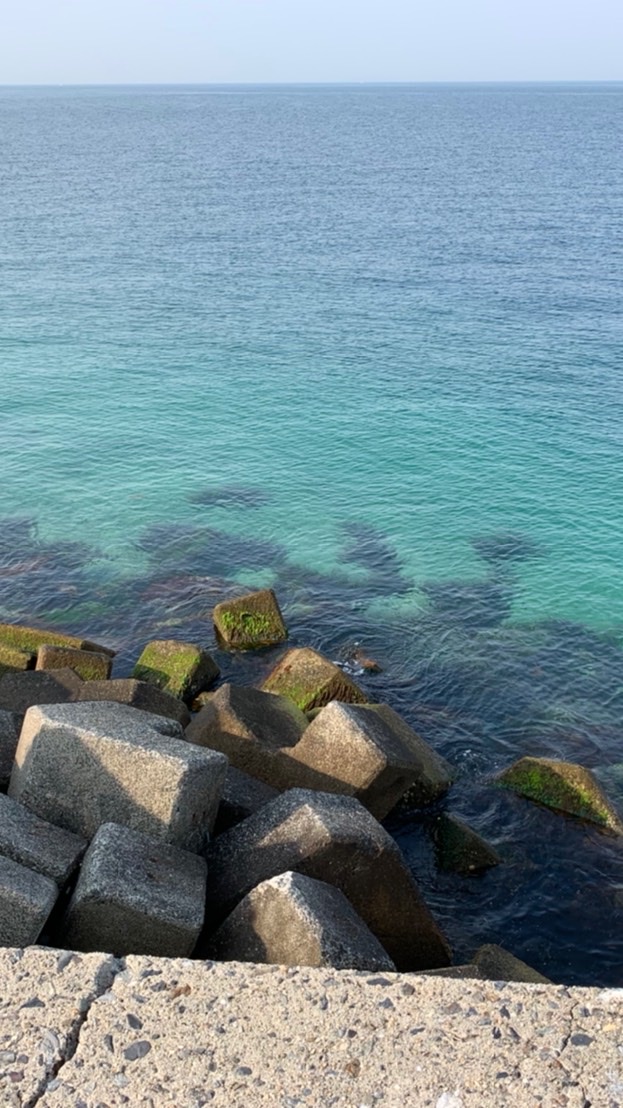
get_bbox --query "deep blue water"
[1,84,623,984]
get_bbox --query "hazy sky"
[1,0,621,84]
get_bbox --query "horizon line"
[1,79,622,88]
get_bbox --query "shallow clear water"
[1,83,623,984]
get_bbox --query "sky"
[0,0,621,85]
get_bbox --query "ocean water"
[1,83,623,983]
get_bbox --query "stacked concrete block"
[0,668,84,717]
[0,794,86,885]
[63,822,207,957]
[206,788,451,971]
[36,644,112,681]
[262,647,366,711]
[362,703,453,807]
[0,622,114,659]
[9,701,227,851]
[0,709,20,791]
[282,701,429,819]
[208,870,396,971]
[185,683,307,785]
[214,766,280,835]
[0,855,58,946]
[76,679,191,726]
[132,639,220,702]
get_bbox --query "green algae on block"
[0,642,34,677]
[261,646,366,712]
[471,943,552,984]
[0,622,115,659]
[497,756,623,833]
[132,639,220,702]
[433,813,501,876]
[213,589,288,651]
[36,644,112,682]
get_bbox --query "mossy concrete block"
[364,703,454,808]
[208,870,396,971]
[0,668,83,718]
[214,765,280,835]
[0,642,33,677]
[261,647,367,712]
[76,678,191,727]
[36,644,112,682]
[0,709,20,791]
[63,822,208,957]
[0,855,58,946]
[282,701,429,819]
[0,793,86,885]
[497,756,623,832]
[213,588,288,651]
[471,943,552,984]
[132,639,220,702]
[433,813,501,876]
[9,701,227,850]
[206,788,452,972]
[0,621,114,658]
[185,683,307,787]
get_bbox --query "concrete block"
[9,701,227,851]
[132,639,220,702]
[214,765,280,835]
[0,855,58,946]
[0,621,114,657]
[0,668,83,717]
[185,683,307,785]
[206,788,451,971]
[498,755,623,832]
[363,703,454,807]
[0,709,20,791]
[63,822,208,957]
[433,813,501,875]
[471,943,552,984]
[282,701,429,819]
[76,678,191,726]
[262,647,366,711]
[213,588,288,650]
[0,793,86,885]
[209,870,396,971]
[0,642,33,677]
[36,644,112,681]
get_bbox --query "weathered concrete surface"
[213,766,280,835]
[0,857,58,947]
[36,645,112,682]
[0,669,84,718]
[0,946,119,1107]
[0,794,86,886]
[0,709,20,792]
[76,679,191,727]
[10,952,618,1108]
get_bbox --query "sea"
[1,83,622,984]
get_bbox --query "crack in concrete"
[25,954,125,1108]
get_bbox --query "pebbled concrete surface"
[1,948,622,1106]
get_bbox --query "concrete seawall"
[1,947,621,1106]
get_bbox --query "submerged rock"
[213,588,288,651]
[433,813,501,875]
[497,756,623,833]
[188,483,271,510]
[471,943,551,984]
[262,646,366,712]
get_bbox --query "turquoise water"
[1,84,623,983]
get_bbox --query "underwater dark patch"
[471,530,546,566]
[187,484,272,510]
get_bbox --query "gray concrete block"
[214,765,280,835]
[185,683,307,785]
[0,855,58,946]
[9,701,227,851]
[76,678,191,726]
[206,788,451,972]
[471,943,552,984]
[209,870,396,971]
[0,668,83,717]
[63,822,208,957]
[282,700,430,818]
[132,639,220,702]
[0,709,20,791]
[0,793,86,885]
[363,703,454,807]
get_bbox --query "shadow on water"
[2,512,623,984]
